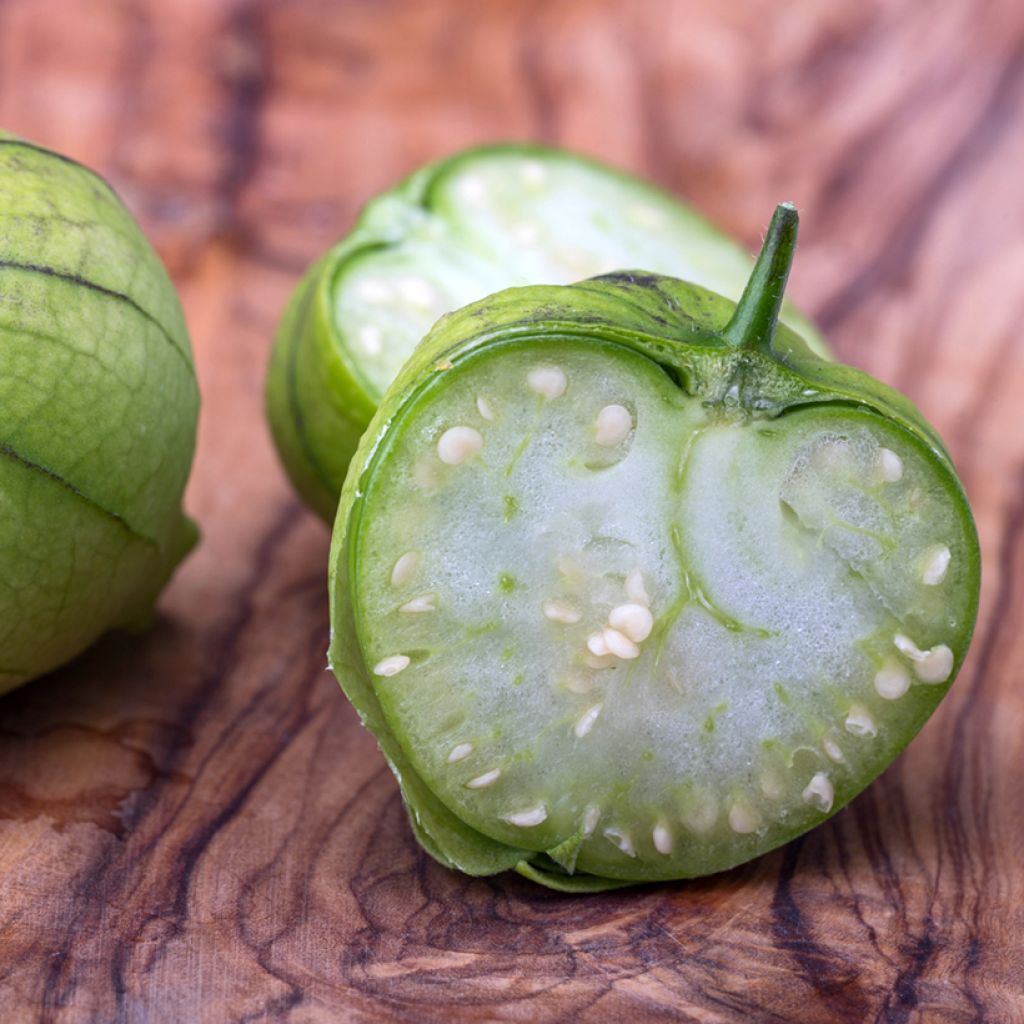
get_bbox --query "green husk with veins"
[329,204,980,891]
[266,143,830,521]
[0,131,199,692]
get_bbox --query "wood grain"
[1,0,1023,1020]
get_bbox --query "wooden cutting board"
[1,1,1022,1020]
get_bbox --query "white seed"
[503,803,547,827]
[602,627,640,660]
[437,425,483,465]
[510,221,541,246]
[527,366,567,400]
[356,278,391,303]
[921,544,951,585]
[357,324,383,355]
[823,736,845,763]
[582,805,600,836]
[373,655,410,677]
[390,551,420,587]
[603,827,636,857]
[466,768,501,789]
[543,599,581,624]
[759,769,785,800]
[400,594,437,614]
[521,159,546,186]
[878,448,904,482]
[625,568,650,606]
[594,404,633,446]
[802,772,834,814]
[845,704,878,738]
[457,174,487,204]
[682,796,718,834]
[608,603,653,643]
[564,672,596,694]
[874,658,911,699]
[728,801,762,834]
[475,395,495,421]
[586,631,610,657]
[574,703,603,739]
[582,652,616,670]
[894,633,955,683]
[447,743,474,763]
[652,820,673,855]
[398,276,436,309]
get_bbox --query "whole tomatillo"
[0,132,199,693]
[328,203,979,891]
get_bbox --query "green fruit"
[267,143,829,521]
[328,203,979,891]
[0,132,199,693]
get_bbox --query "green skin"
[328,205,980,891]
[266,143,830,522]
[0,132,199,693]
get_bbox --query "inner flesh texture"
[353,342,971,879]
[335,152,822,397]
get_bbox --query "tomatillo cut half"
[0,132,199,692]
[267,144,828,521]
[328,204,979,891]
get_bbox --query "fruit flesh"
[350,339,976,881]
[269,145,829,520]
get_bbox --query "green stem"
[722,202,799,352]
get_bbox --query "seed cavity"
[574,703,603,739]
[625,568,650,606]
[728,800,762,834]
[582,805,600,837]
[373,655,410,677]
[390,550,420,588]
[466,769,501,789]
[845,705,878,737]
[894,633,954,683]
[357,324,383,355]
[437,425,483,465]
[400,594,437,614]
[802,772,835,813]
[682,795,718,834]
[878,448,904,482]
[602,627,640,660]
[447,743,474,763]
[527,365,567,400]
[356,278,390,303]
[608,603,653,643]
[921,544,951,585]
[874,658,911,700]
[565,672,596,694]
[457,174,487,203]
[759,769,785,800]
[476,395,495,421]
[822,736,845,763]
[594,404,633,446]
[521,159,547,186]
[603,827,636,857]
[510,221,541,246]
[652,820,673,855]
[543,599,581,624]
[398,276,436,309]
[503,803,547,827]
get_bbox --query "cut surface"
[350,340,975,880]
[333,149,825,399]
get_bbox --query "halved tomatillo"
[328,204,979,891]
[267,144,828,520]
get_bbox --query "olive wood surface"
[1,1,1022,1021]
